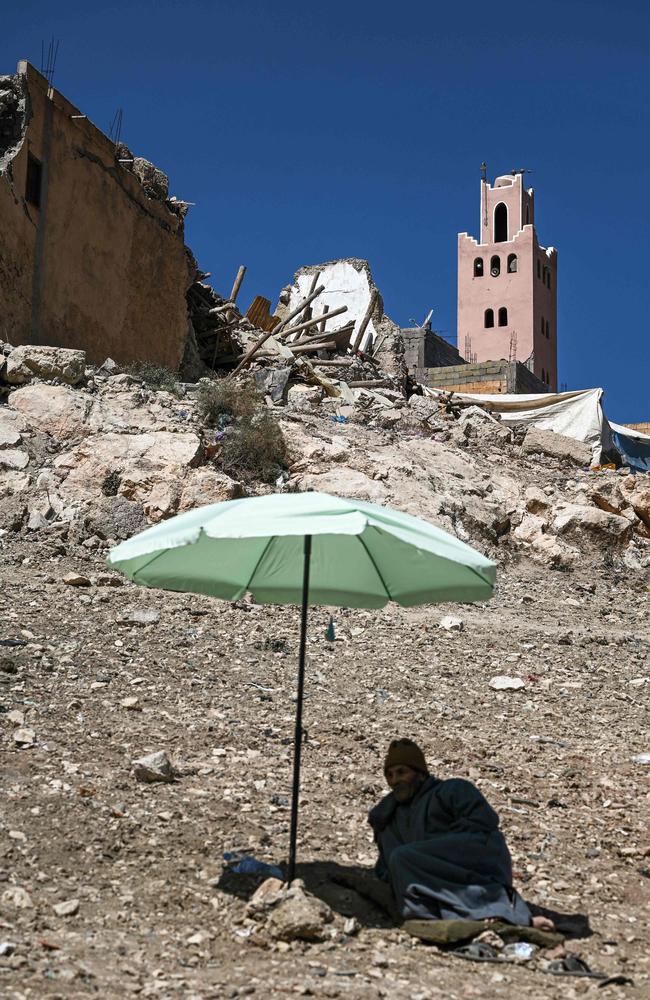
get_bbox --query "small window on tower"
[541,316,545,335]
[473,257,484,277]
[546,320,550,338]
[546,270,551,289]
[537,259,541,279]
[484,309,494,329]
[490,255,501,277]
[542,368,546,383]
[507,253,517,273]
[498,307,508,327]
[25,153,42,208]
[526,205,530,224]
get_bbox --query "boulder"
[589,478,630,516]
[178,469,244,511]
[522,427,592,466]
[296,467,387,503]
[9,384,92,439]
[54,432,202,506]
[254,367,291,403]
[0,449,28,470]
[553,503,634,546]
[84,495,148,541]
[5,345,86,386]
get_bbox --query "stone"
[120,697,141,711]
[53,898,79,917]
[296,467,387,503]
[178,469,244,512]
[0,422,21,449]
[489,676,525,691]
[521,427,592,466]
[7,709,24,725]
[98,357,121,376]
[524,486,551,515]
[589,478,629,516]
[0,449,28,470]
[132,750,177,784]
[266,886,333,941]
[85,495,148,542]
[438,615,464,632]
[62,573,92,587]
[254,367,291,403]
[529,533,579,569]
[553,504,634,546]
[513,512,547,544]
[5,345,86,386]
[1,886,33,909]
[627,484,650,530]
[13,728,36,746]
[406,394,440,425]
[287,385,323,412]
[9,384,91,439]
[132,157,169,200]
[118,608,160,626]
[245,877,286,917]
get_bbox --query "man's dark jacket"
[368,775,531,923]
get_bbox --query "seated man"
[369,738,553,928]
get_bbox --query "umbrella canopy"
[108,491,496,882]
[107,491,495,605]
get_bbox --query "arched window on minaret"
[542,368,546,383]
[498,307,508,327]
[473,257,483,277]
[494,202,508,242]
[525,205,530,224]
[484,309,494,328]
[490,255,500,277]
[507,253,517,273]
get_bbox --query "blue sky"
[3,1,649,420]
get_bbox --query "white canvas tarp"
[422,387,611,463]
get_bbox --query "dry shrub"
[220,411,287,484]
[127,361,178,393]
[197,379,259,425]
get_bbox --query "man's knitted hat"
[383,738,428,776]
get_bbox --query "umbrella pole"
[287,533,312,884]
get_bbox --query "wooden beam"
[273,284,325,337]
[351,289,379,353]
[280,305,347,341]
[229,265,247,303]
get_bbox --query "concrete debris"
[489,676,525,691]
[53,898,80,917]
[118,607,161,626]
[522,427,592,466]
[438,616,464,632]
[12,727,36,746]
[265,885,334,942]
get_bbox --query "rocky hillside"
[1,344,649,999]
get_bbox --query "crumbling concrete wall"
[402,326,465,373]
[0,61,193,371]
[277,259,383,352]
[418,360,548,394]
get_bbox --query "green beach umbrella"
[107,491,496,881]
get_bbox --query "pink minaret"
[457,170,557,390]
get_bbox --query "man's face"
[386,764,423,803]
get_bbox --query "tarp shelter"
[609,422,650,474]
[422,387,613,465]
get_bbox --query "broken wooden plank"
[246,295,280,333]
[319,303,330,334]
[300,271,321,325]
[229,265,247,303]
[280,305,348,341]
[273,284,325,337]
[347,379,392,388]
[351,289,379,353]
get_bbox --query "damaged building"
[0,60,229,379]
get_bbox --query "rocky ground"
[1,355,649,999]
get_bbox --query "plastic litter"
[330,415,348,424]
[503,941,537,961]
[223,852,283,879]
[633,753,650,764]
[326,616,336,642]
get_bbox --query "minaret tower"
[457,169,557,389]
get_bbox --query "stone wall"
[0,61,193,371]
[402,327,464,373]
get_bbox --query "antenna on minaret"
[480,161,487,182]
